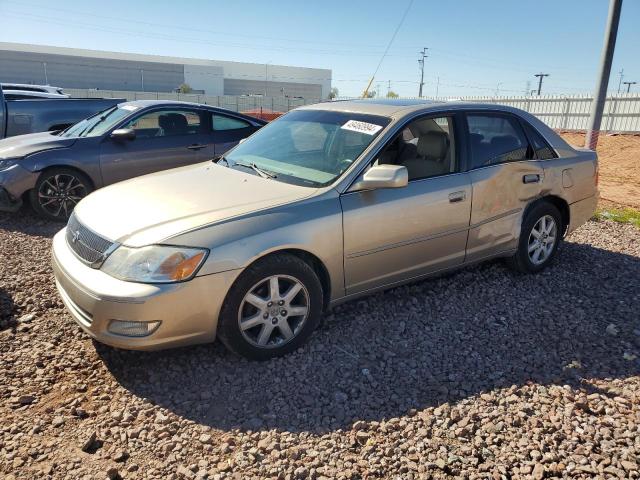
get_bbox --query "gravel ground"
[1,211,639,480]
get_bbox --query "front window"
[124,109,202,138]
[61,104,140,138]
[223,110,390,187]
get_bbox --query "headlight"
[101,245,208,283]
[0,158,20,171]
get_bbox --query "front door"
[99,108,208,185]
[464,112,545,262]
[341,114,472,295]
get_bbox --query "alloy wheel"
[528,214,557,265]
[237,275,310,348]
[38,174,88,219]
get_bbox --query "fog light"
[107,320,161,337]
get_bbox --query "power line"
[361,0,414,97]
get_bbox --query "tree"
[386,90,399,98]
[178,83,193,94]
[328,87,339,99]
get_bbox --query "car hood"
[74,162,316,247]
[0,132,76,159]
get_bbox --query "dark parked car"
[0,84,122,138]
[0,100,266,220]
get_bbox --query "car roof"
[116,100,267,123]
[297,98,530,119]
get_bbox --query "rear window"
[522,122,556,160]
[467,114,530,169]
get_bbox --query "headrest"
[158,113,189,132]
[417,131,448,160]
[166,113,188,129]
[158,114,172,130]
[490,135,520,152]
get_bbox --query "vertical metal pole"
[43,62,48,84]
[585,0,623,149]
[141,69,144,92]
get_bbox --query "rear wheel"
[507,201,562,273]
[30,168,93,222]
[217,254,323,360]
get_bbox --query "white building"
[0,42,332,99]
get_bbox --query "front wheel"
[30,168,93,222]
[507,202,563,273]
[217,254,324,360]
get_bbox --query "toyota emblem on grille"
[71,230,81,244]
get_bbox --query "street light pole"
[585,0,623,150]
[140,69,144,91]
[43,62,48,84]
[623,81,637,93]
[418,47,428,97]
[534,73,549,96]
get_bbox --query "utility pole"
[525,80,531,96]
[617,68,624,93]
[418,47,428,97]
[534,73,549,96]
[586,0,623,150]
[435,76,440,99]
[387,80,391,97]
[140,69,144,91]
[42,62,48,85]
[623,81,637,93]
[376,82,381,98]
[495,82,503,97]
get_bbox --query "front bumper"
[52,229,241,350]
[0,164,36,212]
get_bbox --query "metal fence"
[64,88,322,114]
[65,89,640,133]
[456,94,640,133]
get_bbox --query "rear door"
[465,112,544,262]
[99,107,208,185]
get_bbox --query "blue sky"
[0,0,638,98]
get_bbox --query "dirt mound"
[560,132,640,209]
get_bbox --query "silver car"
[52,99,598,360]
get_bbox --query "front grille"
[66,213,114,266]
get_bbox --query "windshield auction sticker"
[341,120,383,135]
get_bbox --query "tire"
[507,201,563,273]
[217,254,323,360]
[29,168,93,222]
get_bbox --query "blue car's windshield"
[61,104,140,138]
[224,109,390,187]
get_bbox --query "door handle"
[523,174,541,184]
[187,144,207,150]
[448,191,466,203]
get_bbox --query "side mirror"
[350,164,408,191]
[110,128,136,141]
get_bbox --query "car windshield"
[60,104,139,138]
[224,109,390,187]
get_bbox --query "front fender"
[172,194,346,301]
[25,141,103,187]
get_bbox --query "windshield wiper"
[232,160,277,179]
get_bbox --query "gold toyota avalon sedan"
[52,99,598,360]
